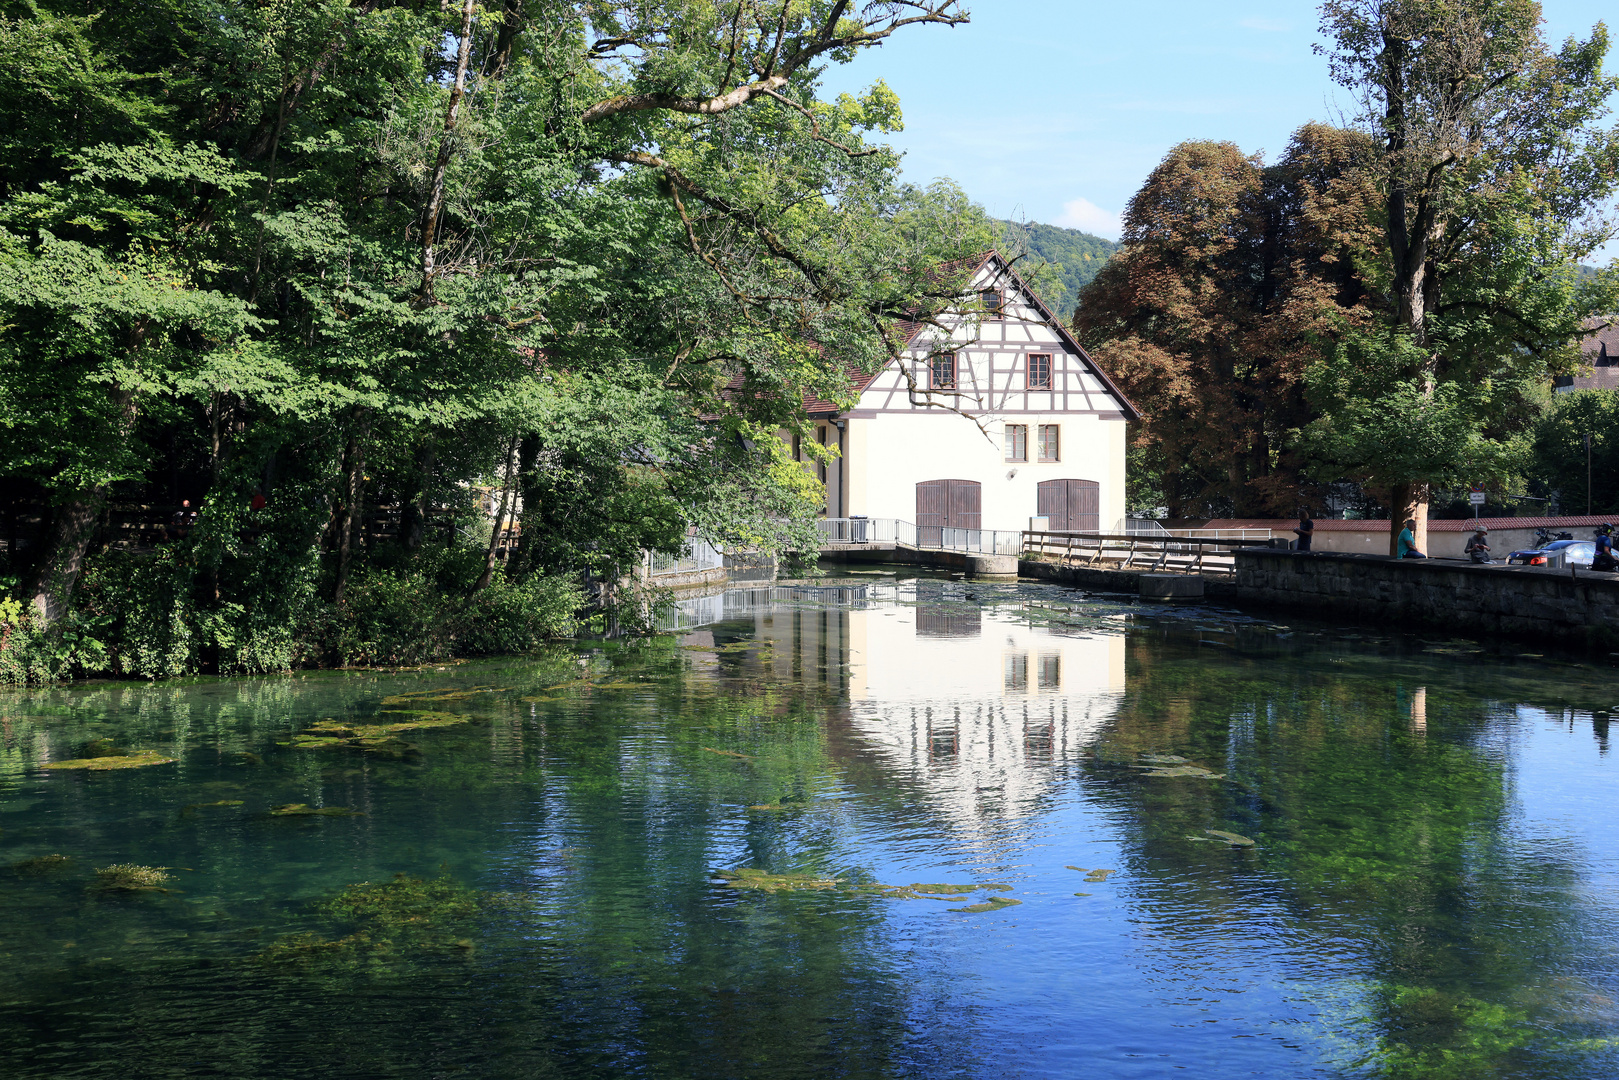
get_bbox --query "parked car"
[1506,539,1595,568]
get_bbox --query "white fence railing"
[646,535,725,578]
[815,517,1020,556]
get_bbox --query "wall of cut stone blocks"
[1231,550,1619,647]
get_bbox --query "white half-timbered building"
[797,251,1138,535]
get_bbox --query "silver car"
[1505,539,1596,569]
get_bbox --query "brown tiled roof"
[1200,515,1615,532]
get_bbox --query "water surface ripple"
[2,575,1617,1078]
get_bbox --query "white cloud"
[1054,198,1122,239]
[1239,17,1291,32]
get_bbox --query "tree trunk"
[29,491,107,625]
[30,385,137,626]
[399,438,436,551]
[332,409,372,605]
[473,436,519,593]
[1387,481,1429,557]
[419,0,477,300]
[507,433,541,578]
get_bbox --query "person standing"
[1397,518,1426,560]
[1593,524,1617,572]
[1293,514,1316,552]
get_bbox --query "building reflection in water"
[674,581,1126,829]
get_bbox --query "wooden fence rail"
[1021,531,1277,577]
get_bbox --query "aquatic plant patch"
[713,868,843,893]
[94,864,173,891]
[267,803,364,817]
[11,853,71,876]
[948,897,1022,913]
[257,873,484,965]
[284,711,471,753]
[42,750,176,770]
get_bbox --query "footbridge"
[816,518,1276,587]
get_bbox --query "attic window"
[1026,353,1052,390]
[930,353,956,389]
[981,289,1004,319]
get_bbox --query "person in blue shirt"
[1397,518,1426,559]
[1593,524,1617,572]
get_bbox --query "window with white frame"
[1005,424,1028,462]
[1026,353,1052,390]
[1037,424,1059,462]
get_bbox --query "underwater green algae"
[256,873,483,965]
[41,750,176,770]
[10,853,71,876]
[93,864,172,891]
[714,870,1017,906]
[948,897,1021,914]
[713,868,843,893]
[267,803,364,817]
[179,799,244,815]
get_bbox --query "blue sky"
[817,0,1618,262]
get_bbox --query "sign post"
[1468,486,1486,518]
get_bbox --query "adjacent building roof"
[1554,317,1619,392]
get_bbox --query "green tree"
[1526,387,1619,515]
[1311,0,1619,551]
[1074,126,1384,517]
[0,1,986,672]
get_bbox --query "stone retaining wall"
[1232,549,1619,647]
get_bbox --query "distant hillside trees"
[997,221,1116,320]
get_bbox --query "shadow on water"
[0,575,1616,1078]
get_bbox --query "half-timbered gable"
[794,251,1136,535]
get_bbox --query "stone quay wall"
[1232,549,1619,647]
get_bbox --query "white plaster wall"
[846,410,1126,532]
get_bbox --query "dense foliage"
[1527,388,1619,517]
[1074,126,1385,518]
[0,0,990,680]
[1077,0,1619,528]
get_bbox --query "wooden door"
[1037,479,1099,532]
[916,480,982,545]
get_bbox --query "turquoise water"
[2,573,1618,1078]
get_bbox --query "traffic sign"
[1468,491,1486,505]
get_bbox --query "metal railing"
[646,535,725,578]
[659,583,894,632]
[815,517,1019,556]
[1022,530,1276,577]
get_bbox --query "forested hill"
[997,220,1118,320]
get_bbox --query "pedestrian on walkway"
[1593,524,1617,572]
[1293,513,1315,552]
[1398,518,1427,560]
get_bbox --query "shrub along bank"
[0,542,582,685]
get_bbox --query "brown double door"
[1037,479,1099,532]
[916,480,981,546]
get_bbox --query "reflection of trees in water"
[0,640,954,1079]
[1093,640,1611,1077]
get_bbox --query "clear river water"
[2,571,1617,1079]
